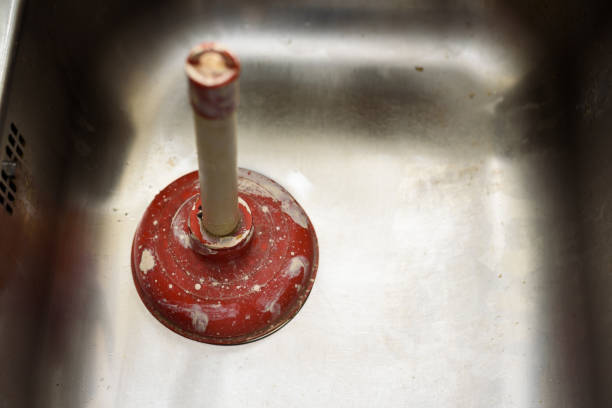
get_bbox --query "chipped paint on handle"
[186,43,241,237]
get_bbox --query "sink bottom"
[1,0,611,407]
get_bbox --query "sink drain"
[0,121,25,215]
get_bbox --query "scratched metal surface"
[0,0,22,117]
[2,0,612,406]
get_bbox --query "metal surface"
[0,0,23,119]
[2,0,612,406]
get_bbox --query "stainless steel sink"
[2,0,612,406]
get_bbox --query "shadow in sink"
[575,20,612,407]
[491,59,597,404]
[33,210,109,407]
[43,0,142,201]
[3,0,612,407]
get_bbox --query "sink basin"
[2,0,612,406]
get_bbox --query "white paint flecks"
[139,249,155,274]
[252,284,261,292]
[238,178,269,197]
[239,196,251,215]
[169,284,173,289]
[214,232,249,248]
[238,174,308,228]
[195,283,202,290]
[172,219,191,249]
[281,200,308,229]
[283,256,309,278]
[261,205,269,213]
[159,301,238,330]
[189,305,209,332]
[263,291,282,316]
[153,220,158,226]
[199,302,240,320]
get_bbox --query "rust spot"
[415,66,424,72]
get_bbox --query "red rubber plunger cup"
[131,43,318,345]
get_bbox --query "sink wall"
[1,1,611,407]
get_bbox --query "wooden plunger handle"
[185,43,241,236]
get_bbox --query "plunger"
[131,43,318,345]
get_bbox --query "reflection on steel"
[1,0,612,406]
